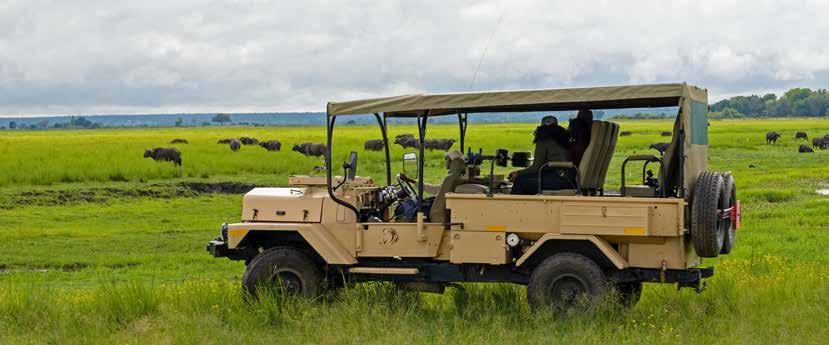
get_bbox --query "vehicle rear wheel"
[692,171,725,257]
[613,281,642,307]
[527,253,607,312]
[719,173,737,254]
[242,246,322,298]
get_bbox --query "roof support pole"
[457,112,468,153]
[374,112,392,185]
[416,110,430,213]
[326,114,359,218]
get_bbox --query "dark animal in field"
[313,165,327,172]
[424,138,456,151]
[395,136,420,149]
[239,136,259,145]
[824,134,829,141]
[395,134,414,141]
[169,138,188,144]
[620,131,632,136]
[144,147,182,166]
[229,139,241,152]
[795,131,808,140]
[218,138,233,144]
[649,142,670,155]
[259,140,282,151]
[660,131,672,137]
[364,139,384,151]
[813,138,824,149]
[293,142,327,157]
[766,131,781,144]
[798,144,814,153]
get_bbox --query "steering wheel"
[396,173,417,199]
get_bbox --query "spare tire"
[692,171,725,257]
[720,173,736,254]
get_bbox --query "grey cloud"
[1,0,828,116]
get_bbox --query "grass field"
[1,118,828,344]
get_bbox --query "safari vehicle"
[207,83,740,310]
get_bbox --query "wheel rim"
[269,267,304,295]
[549,274,589,307]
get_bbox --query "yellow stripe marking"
[623,227,646,236]
[485,225,507,232]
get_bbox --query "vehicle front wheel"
[242,246,322,298]
[527,253,607,312]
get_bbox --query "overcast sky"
[1,0,828,117]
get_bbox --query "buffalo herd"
[766,131,828,152]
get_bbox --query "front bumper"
[206,237,229,258]
[613,267,714,292]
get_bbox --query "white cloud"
[1,0,828,116]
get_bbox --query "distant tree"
[201,121,212,127]
[175,117,184,127]
[212,113,232,126]
[593,110,605,120]
[70,116,93,128]
[9,121,17,129]
[347,120,356,125]
[783,88,812,103]
[36,120,49,129]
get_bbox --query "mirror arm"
[325,114,360,218]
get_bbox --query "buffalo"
[293,143,327,157]
[424,138,456,151]
[620,131,632,136]
[218,138,234,144]
[239,136,259,145]
[364,139,384,151]
[169,138,188,144]
[144,148,181,166]
[766,131,781,144]
[395,136,420,149]
[812,137,824,149]
[649,142,670,155]
[259,140,282,151]
[799,144,814,153]
[660,131,672,137]
[795,131,808,140]
[229,139,241,152]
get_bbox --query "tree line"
[710,87,829,119]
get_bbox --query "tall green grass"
[1,118,828,344]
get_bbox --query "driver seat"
[428,156,467,223]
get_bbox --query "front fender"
[227,222,357,265]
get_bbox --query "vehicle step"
[348,267,420,275]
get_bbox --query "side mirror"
[511,152,531,167]
[402,152,418,176]
[343,151,357,180]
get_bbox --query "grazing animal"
[766,131,781,144]
[313,165,327,172]
[229,139,241,152]
[293,143,327,157]
[813,137,824,149]
[424,138,456,151]
[620,131,632,136]
[660,131,672,137]
[144,148,181,166]
[824,134,829,141]
[798,144,814,153]
[218,138,233,144]
[239,136,259,145]
[364,139,384,151]
[795,131,808,140]
[169,138,188,144]
[649,142,670,155]
[395,134,414,141]
[259,140,282,151]
[395,136,420,149]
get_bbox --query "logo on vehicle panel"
[380,228,399,247]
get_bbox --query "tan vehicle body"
[225,175,697,272]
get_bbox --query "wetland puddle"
[817,189,829,196]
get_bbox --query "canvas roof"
[327,82,706,117]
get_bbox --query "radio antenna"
[469,8,506,89]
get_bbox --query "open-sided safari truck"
[207,83,740,310]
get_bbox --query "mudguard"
[515,234,628,269]
[227,222,357,265]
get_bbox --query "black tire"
[692,172,725,257]
[613,281,643,307]
[720,173,737,254]
[242,246,322,298]
[527,253,607,312]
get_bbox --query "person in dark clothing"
[568,109,594,166]
[509,116,574,195]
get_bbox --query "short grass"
[1,118,828,344]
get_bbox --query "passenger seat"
[539,120,618,196]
